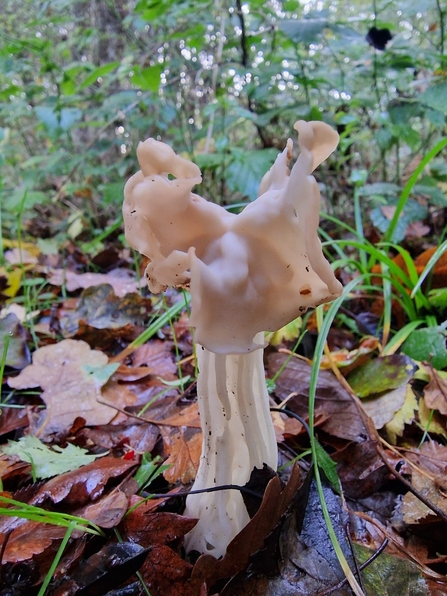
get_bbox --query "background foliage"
[1,0,447,248]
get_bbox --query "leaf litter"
[1,243,447,595]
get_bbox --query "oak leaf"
[7,339,125,438]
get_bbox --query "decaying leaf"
[124,511,197,547]
[190,464,302,593]
[1,519,68,563]
[384,385,419,443]
[47,268,140,296]
[61,283,152,335]
[347,355,415,399]
[30,456,136,506]
[423,366,447,416]
[0,313,31,369]
[361,384,408,430]
[77,489,129,528]
[1,435,100,478]
[7,339,126,438]
[268,353,368,442]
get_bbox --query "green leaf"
[1,436,99,479]
[354,544,429,595]
[419,81,447,114]
[427,288,447,310]
[80,61,120,89]
[401,326,447,370]
[134,452,169,491]
[280,18,329,43]
[347,355,416,398]
[227,148,278,200]
[314,440,340,492]
[130,64,162,92]
[35,106,83,131]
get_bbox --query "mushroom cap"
[123,120,342,353]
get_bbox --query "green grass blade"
[384,136,447,243]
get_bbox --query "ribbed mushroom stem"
[184,333,277,557]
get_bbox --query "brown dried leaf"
[132,340,178,376]
[47,268,139,297]
[190,464,302,593]
[82,420,160,452]
[124,511,197,547]
[332,440,388,499]
[7,339,121,438]
[162,429,202,484]
[424,368,447,416]
[30,456,136,506]
[77,489,129,528]
[139,544,194,596]
[402,469,447,524]
[268,354,367,442]
[1,520,67,563]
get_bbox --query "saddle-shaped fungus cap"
[123,120,342,354]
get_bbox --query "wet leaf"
[267,353,368,442]
[362,384,408,429]
[7,339,124,438]
[67,542,149,595]
[1,519,67,563]
[124,511,197,547]
[401,326,447,370]
[31,456,136,506]
[354,543,429,595]
[77,489,129,528]
[162,429,202,484]
[190,464,302,592]
[61,284,152,334]
[333,440,388,499]
[139,544,194,596]
[0,313,31,369]
[347,355,415,398]
[1,435,99,479]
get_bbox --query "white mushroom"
[123,120,342,557]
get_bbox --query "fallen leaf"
[5,247,38,265]
[190,464,302,593]
[1,519,67,563]
[77,489,129,528]
[162,429,202,484]
[61,283,152,334]
[353,543,430,595]
[48,268,140,296]
[362,385,408,429]
[347,355,415,398]
[30,456,136,506]
[63,542,149,594]
[385,385,419,443]
[1,435,100,479]
[139,544,194,596]
[0,313,31,369]
[402,469,447,524]
[268,354,368,442]
[7,339,122,438]
[124,511,197,547]
[423,366,447,415]
[332,440,388,499]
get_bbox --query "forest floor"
[1,200,447,596]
